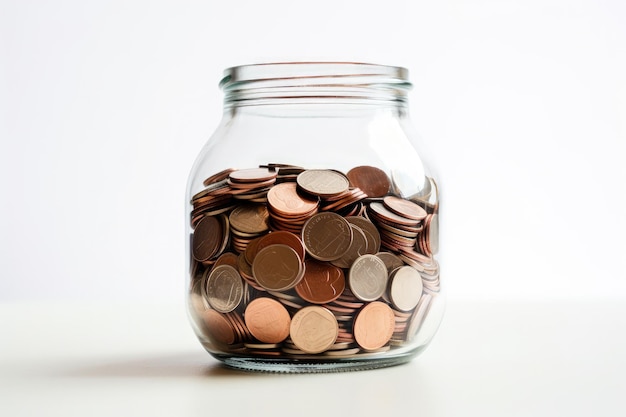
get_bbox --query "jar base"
[211,346,426,373]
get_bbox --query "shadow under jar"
[186,62,444,373]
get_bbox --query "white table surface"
[1,298,624,417]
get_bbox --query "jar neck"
[219,62,412,112]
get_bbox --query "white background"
[1,0,625,303]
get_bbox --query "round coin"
[192,215,223,262]
[252,244,304,291]
[346,216,381,254]
[244,297,291,344]
[295,259,345,304]
[267,182,319,216]
[301,212,352,261]
[229,204,270,234]
[255,230,306,260]
[346,165,390,198]
[388,266,423,312]
[229,167,277,183]
[297,169,350,197]
[348,254,389,301]
[205,265,244,313]
[353,301,395,350]
[289,306,339,354]
[202,309,236,345]
[383,196,428,221]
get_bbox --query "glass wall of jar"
[186,63,444,372]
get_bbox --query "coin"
[205,265,244,313]
[192,215,223,262]
[295,259,345,304]
[353,301,395,350]
[203,168,236,187]
[346,165,390,198]
[255,230,306,260]
[267,182,319,216]
[244,297,291,344]
[301,212,352,261]
[229,204,270,234]
[297,169,350,197]
[368,202,421,227]
[388,266,423,312]
[229,167,277,183]
[383,196,427,221]
[375,251,404,274]
[331,224,369,268]
[252,244,304,291]
[289,306,339,354]
[346,216,381,254]
[348,254,388,301]
[202,309,236,345]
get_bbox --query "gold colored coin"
[229,204,270,234]
[289,306,339,354]
[353,301,395,350]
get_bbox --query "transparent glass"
[186,62,444,372]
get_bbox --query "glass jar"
[185,62,444,372]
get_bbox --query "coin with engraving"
[346,216,381,254]
[202,309,236,345]
[388,266,423,312]
[205,265,244,313]
[255,230,306,260]
[331,224,368,268]
[353,301,395,350]
[289,306,339,354]
[346,165,390,198]
[244,297,291,344]
[297,169,350,197]
[267,182,319,216]
[302,212,352,261]
[192,215,223,262]
[229,204,270,234]
[383,196,428,221]
[252,244,304,291]
[348,254,389,301]
[295,259,345,304]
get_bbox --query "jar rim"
[220,62,411,90]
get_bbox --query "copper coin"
[295,259,345,304]
[331,224,369,269]
[203,168,236,187]
[229,167,277,183]
[256,230,306,260]
[289,306,339,354]
[267,182,319,216]
[202,309,236,345]
[244,297,291,344]
[353,301,395,350]
[383,196,428,221]
[346,216,381,254]
[301,212,352,261]
[368,202,420,227]
[297,169,350,197]
[192,215,223,262]
[346,166,390,198]
[252,244,304,291]
[388,266,423,312]
[348,254,388,302]
[205,265,244,313]
[229,204,270,234]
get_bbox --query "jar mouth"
[220,62,412,106]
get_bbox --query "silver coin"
[348,254,388,302]
[388,266,423,312]
[205,265,244,313]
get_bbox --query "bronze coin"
[368,202,420,227]
[228,204,270,234]
[267,182,319,217]
[353,301,395,350]
[256,230,306,260]
[205,265,244,313]
[297,169,350,197]
[252,244,304,291]
[229,167,277,183]
[346,216,381,254]
[383,196,428,221]
[244,297,291,344]
[192,215,223,262]
[301,212,352,261]
[202,309,236,345]
[203,168,236,187]
[295,259,345,304]
[348,254,389,301]
[289,306,339,354]
[388,266,423,312]
[346,166,390,198]
[331,224,369,269]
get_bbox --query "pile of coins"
[189,164,440,358]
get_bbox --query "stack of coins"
[188,163,440,358]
